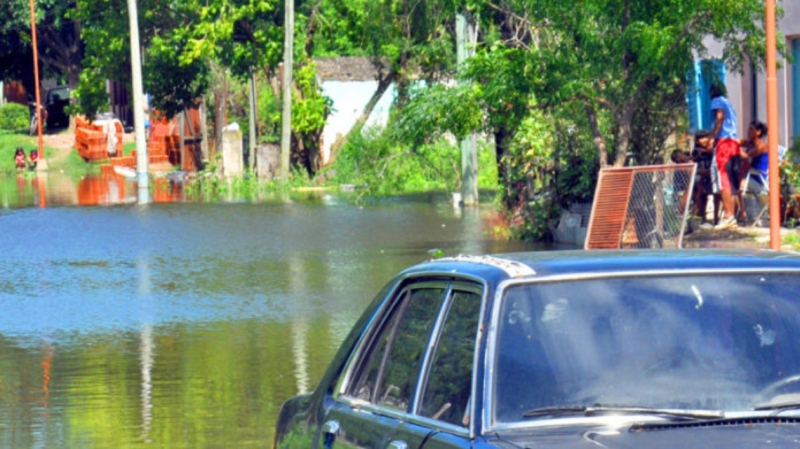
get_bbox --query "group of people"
[671,83,769,230]
[14,147,39,172]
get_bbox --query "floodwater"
[0,172,553,447]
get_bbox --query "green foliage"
[71,0,129,118]
[0,103,30,132]
[145,36,210,118]
[391,83,483,146]
[324,126,492,197]
[292,63,331,134]
[73,67,112,118]
[257,82,280,143]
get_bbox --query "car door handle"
[387,440,408,449]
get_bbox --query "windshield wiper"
[522,405,588,418]
[522,404,724,420]
[754,400,800,412]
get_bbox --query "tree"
[385,0,777,239]
[474,0,775,168]
[311,0,459,161]
[73,0,332,175]
[0,0,83,97]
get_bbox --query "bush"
[0,103,29,132]
[325,126,470,196]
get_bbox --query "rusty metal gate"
[585,163,696,249]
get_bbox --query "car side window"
[420,289,481,426]
[350,286,447,412]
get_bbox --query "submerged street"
[0,177,548,447]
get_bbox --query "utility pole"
[127,0,149,203]
[457,12,478,206]
[29,0,44,161]
[248,71,257,169]
[280,0,294,181]
[765,0,780,250]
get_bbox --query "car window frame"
[483,267,800,433]
[414,283,483,424]
[334,274,487,439]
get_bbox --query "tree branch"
[628,10,712,111]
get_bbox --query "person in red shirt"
[710,83,742,229]
[14,147,26,172]
[28,149,39,171]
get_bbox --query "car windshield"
[492,272,800,424]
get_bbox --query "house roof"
[314,57,382,82]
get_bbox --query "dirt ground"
[41,130,135,164]
[683,223,797,250]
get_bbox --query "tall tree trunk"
[494,124,514,208]
[613,105,635,167]
[585,103,609,168]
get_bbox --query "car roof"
[404,249,800,282]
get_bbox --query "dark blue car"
[274,249,800,448]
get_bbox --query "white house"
[693,4,800,148]
[315,57,395,165]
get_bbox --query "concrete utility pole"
[127,0,150,203]
[766,0,780,250]
[457,12,478,206]
[280,0,294,181]
[248,71,257,169]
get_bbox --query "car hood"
[490,417,800,448]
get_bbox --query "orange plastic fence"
[148,109,202,170]
[74,116,124,162]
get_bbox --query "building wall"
[702,2,800,147]
[319,81,395,164]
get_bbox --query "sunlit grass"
[0,131,42,174]
[783,231,800,251]
[0,130,93,176]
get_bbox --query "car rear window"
[493,272,800,423]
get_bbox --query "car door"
[320,281,449,448]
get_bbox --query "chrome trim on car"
[411,284,454,414]
[432,255,536,278]
[336,394,472,437]
[481,267,800,434]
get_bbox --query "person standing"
[709,83,742,229]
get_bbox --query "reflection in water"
[0,186,558,447]
[140,325,153,443]
[0,171,186,209]
[292,319,310,395]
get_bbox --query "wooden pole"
[29,0,44,159]
[766,0,780,250]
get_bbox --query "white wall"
[320,81,395,164]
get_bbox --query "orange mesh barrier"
[586,163,696,250]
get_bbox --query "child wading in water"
[14,147,26,172]
[28,149,39,171]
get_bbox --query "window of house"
[687,59,726,132]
